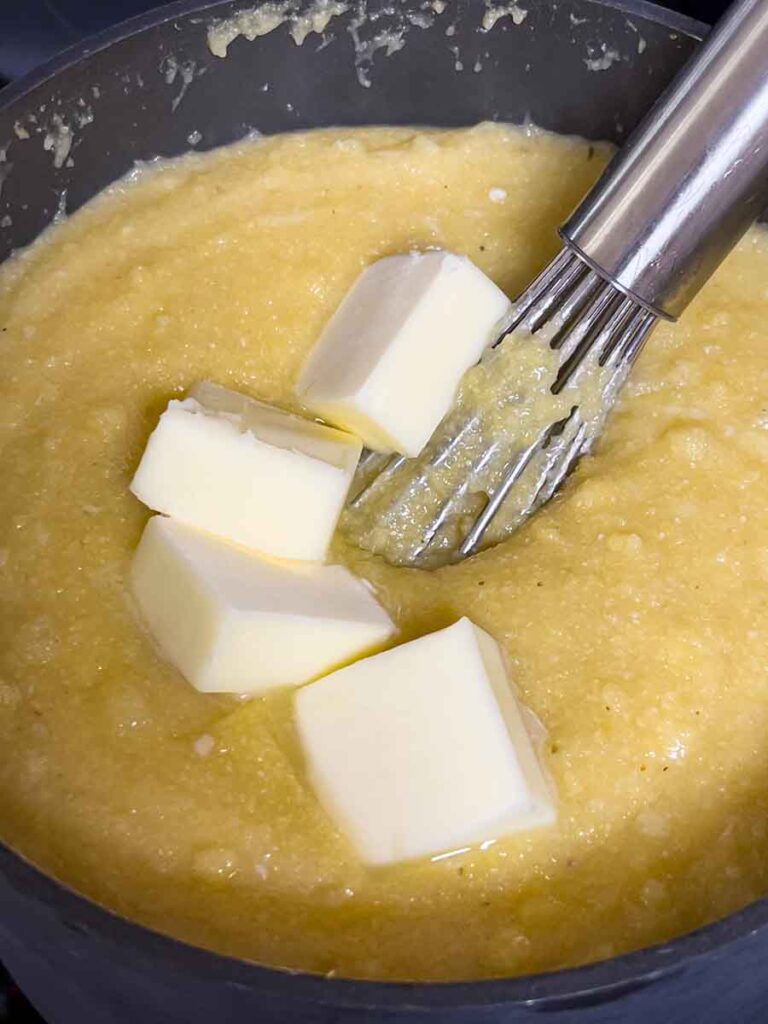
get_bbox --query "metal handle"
[560,0,768,320]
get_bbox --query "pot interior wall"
[0,0,702,264]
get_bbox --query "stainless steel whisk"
[344,0,768,568]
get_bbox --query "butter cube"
[131,516,395,694]
[295,617,555,866]
[296,252,511,457]
[130,382,362,561]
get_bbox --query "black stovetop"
[0,966,41,1023]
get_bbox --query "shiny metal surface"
[561,0,768,319]
[455,249,656,560]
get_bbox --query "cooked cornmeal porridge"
[2,123,768,980]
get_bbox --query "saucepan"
[2,1,766,1021]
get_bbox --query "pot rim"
[2,0,751,1011]
[0,0,708,112]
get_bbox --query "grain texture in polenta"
[2,124,768,981]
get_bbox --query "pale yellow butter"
[130,381,362,561]
[296,252,511,456]
[295,617,555,865]
[131,516,395,694]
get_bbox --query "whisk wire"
[344,246,658,566]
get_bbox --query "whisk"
[343,0,768,568]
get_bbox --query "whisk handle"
[560,0,768,321]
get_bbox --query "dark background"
[0,0,730,85]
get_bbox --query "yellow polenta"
[1,124,768,981]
